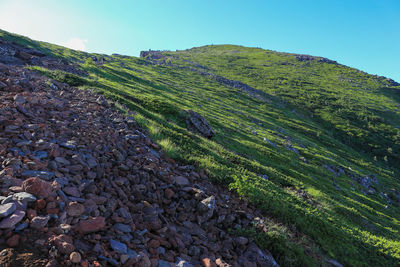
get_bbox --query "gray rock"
[14,222,28,232]
[0,210,25,229]
[1,196,14,205]
[87,158,98,169]
[21,170,54,180]
[174,176,190,186]
[55,157,71,165]
[60,140,77,150]
[327,259,343,267]
[198,196,215,221]
[110,239,127,254]
[13,94,26,105]
[127,248,138,258]
[176,259,194,267]
[117,207,132,220]
[13,192,37,202]
[186,110,215,138]
[158,260,171,267]
[16,140,31,147]
[30,215,50,229]
[235,236,249,246]
[113,223,132,233]
[98,255,118,266]
[241,242,279,267]
[0,203,16,217]
[33,151,48,159]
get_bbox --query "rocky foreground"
[0,60,279,267]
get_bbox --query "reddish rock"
[21,177,53,198]
[6,234,20,247]
[137,252,151,267]
[164,188,174,199]
[202,258,217,267]
[148,239,160,248]
[27,209,37,219]
[36,199,46,210]
[76,217,105,234]
[67,201,84,217]
[49,234,75,254]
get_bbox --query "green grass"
[2,29,400,266]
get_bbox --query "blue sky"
[0,0,399,81]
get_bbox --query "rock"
[70,252,82,263]
[327,259,343,267]
[14,94,26,105]
[241,242,279,267]
[176,259,195,267]
[98,255,119,266]
[165,188,174,199]
[15,222,28,232]
[63,186,80,197]
[13,192,37,202]
[0,210,25,229]
[21,170,54,180]
[87,158,98,169]
[235,236,248,246]
[60,141,77,150]
[0,203,16,217]
[49,234,75,254]
[120,254,130,264]
[0,81,6,89]
[113,223,132,233]
[158,260,171,267]
[36,199,46,209]
[1,196,14,205]
[33,151,48,159]
[215,258,230,267]
[55,157,71,165]
[188,246,201,256]
[67,202,84,217]
[186,110,215,138]
[59,223,72,233]
[198,195,216,221]
[6,234,20,247]
[110,239,127,254]
[174,176,190,186]
[77,217,105,233]
[30,215,50,229]
[96,96,108,106]
[137,252,151,267]
[202,258,217,267]
[21,177,53,198]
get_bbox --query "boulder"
[21,177,54,198]
[186,110,215,138]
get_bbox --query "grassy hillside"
[1,29,400,266]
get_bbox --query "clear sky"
[0,0,399,81]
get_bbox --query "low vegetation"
[2,29,400,266]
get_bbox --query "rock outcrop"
[186,110,216,138]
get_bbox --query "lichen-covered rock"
[186,110,215,138]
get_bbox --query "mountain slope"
[1,29,400,266]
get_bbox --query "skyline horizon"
[0,0,398,81]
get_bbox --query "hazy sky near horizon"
[0,0,399,81]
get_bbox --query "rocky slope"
[0,55,279,266]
